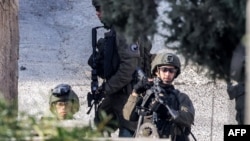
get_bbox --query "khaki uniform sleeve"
[174,92,195,127]
[105,32,140,95]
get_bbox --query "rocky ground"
[18,0,237,140]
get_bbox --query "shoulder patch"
[124,43,140,57]
[130,44,139,52]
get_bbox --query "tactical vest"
[88,28,119,80]
[88,28,152,80]
[146,89,180,137]
[136,85,191,140]
[102,28,120,79]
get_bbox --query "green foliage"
[0,100,107,141]
[99,0,158,43]
[162,0,246,81]
[95,110,118,134]
[100,0,246,81]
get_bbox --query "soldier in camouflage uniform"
[88,0,153,137]
[49,84,80,120]
[124,52,195,140]
[227,43,245,124]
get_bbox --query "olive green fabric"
[96,30,141,132]
[95,89,137,132]
[104,30,140,95]
[95,29,152,133]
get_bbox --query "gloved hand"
[157,93,168,103]
[149,99,161,112]
[133,78,151,94]
[96,82,106,98]
[165,105,179,120]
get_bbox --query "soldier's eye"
[159,67,177,73]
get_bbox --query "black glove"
[166,106,179,120]
[149,99,161,112]
[133,78,151,94]
[95,83,106,99]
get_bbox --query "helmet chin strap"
[162,79,174,85]
[166,80,173,84]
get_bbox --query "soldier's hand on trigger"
[96,83,106,96]
[158,93,168,103]
[149,98,161,112]
[133,78,153,94]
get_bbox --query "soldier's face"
[54,101,73,120]
[95,6,102,21]
[156,65,177,84]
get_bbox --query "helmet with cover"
[151,52,181,78]
[49,84,80,115]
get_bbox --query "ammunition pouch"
[87,29,119,80]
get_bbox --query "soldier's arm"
[105,32,140,95]
[173,93,195,127]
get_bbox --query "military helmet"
[151,52,181,78]
[49,84,80,114]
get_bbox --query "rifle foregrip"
[92,28,97,48]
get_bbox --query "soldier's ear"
[155,71,160,77]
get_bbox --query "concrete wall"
[18,0,237,141]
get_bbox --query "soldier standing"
[88,0,153,137]
[124,52,195,140]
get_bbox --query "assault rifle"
[86,26,104,115]
[134,68,197,140]
[134,68,180,138]
[135,68,180,114]
[134,68,160,137]
[151,77,179,119]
